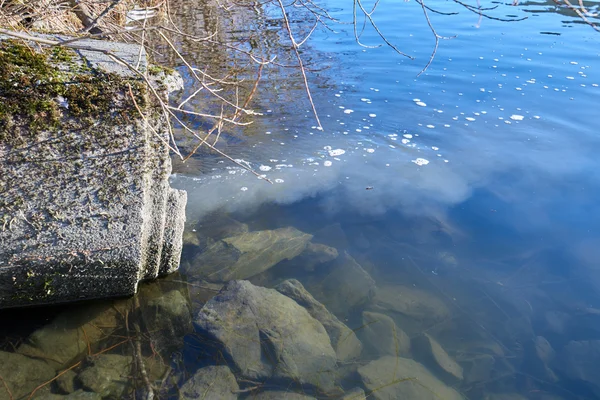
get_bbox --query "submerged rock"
[371,285,451,325]
[0,351,56,400]
[251,391,316,399]
[310,253,376,317]
[194,280,337,393]
[357,356,463,400]
[56,369,78,394]
[192,227,312,281]
[77,354,131,398]
[412,333,463,384]
[44,390,103,399]
[179,365,239,400]
[17,302,122,370]
[523,336,557,383]
[275,279,362,362]
[462,354,495,384]
[141,288,193,356]
[312,223,349,249]
[340,387,367,400]
[555,340,600,396]
[196,214,249,242]
[484,394,528,400]
[294,242,339,272]
[361,311,410,358]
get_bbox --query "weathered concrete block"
[0,34,186,308]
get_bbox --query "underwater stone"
[340,387,366,400]
[45,390,103,399]
[0,33,186,309]
[357,356,463,400]
[361,311,410,358]
[77,354,131,398]
[251,392,316,400]
[276,279,362,362]
[141,288,194,357]
[192,227,312,281]
[194,280,337,393]
[462,354,495,384]
[412,333,463,384]
[0,351,56,400]
[308,252,376,318]
[179,365,239,400]
[554,340,600,396]
[371,285,451,325]
[56,369,78,394]
[523,336,558,383]
[295,242,339,272]
[17,302,122,370]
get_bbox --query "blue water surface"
[172,0,600,398]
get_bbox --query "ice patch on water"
[412,158,429,166]
[328,149,346,157]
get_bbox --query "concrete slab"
[0,33,186,308]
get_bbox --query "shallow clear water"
[3,0,600,399]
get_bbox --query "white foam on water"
[365,148,375,153]
[426,125,435,128]
[466,117,475,121]
[344,109,354,114]
[510,114,524,121]
[432,146,439,150]
[240,187,248,191]
[369,113,377,118]
[274,179,284,183]
[259,165,272,171]
[324,160,333,167]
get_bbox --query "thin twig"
[275,0,323,130]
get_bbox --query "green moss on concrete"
[0,39,148,144]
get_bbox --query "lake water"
[2,0,600,399]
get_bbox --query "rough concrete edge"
[159,188,187,276]
[138,114,170,281]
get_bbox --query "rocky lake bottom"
[1,204,599,400]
